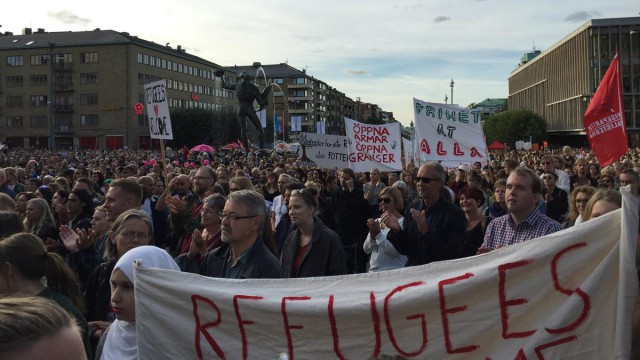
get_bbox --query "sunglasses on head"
[378,197,392,204]
[416,176,439,184]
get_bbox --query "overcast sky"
[3,0,638,125]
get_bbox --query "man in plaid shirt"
[479,167,562,253]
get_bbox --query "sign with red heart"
[144,79,173,140]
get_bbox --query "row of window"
[6,52,97,67]
[137,73,232,99]
[6,114,100,128]
[137,52,218,80]
[5,73,98,88]
[6,94,98,108]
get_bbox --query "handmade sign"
[413,98,487,164]
[135,190,638,359]
[344,118,402,172]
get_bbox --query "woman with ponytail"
[0,232,92,359]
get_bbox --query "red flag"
[583,52,627,167]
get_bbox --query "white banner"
[258,109,267,128]
[135,189,638,359]
[296,132,349,169]
[144,79,173,140]
[344,118,403,172]
[291,116,302,132]
[403,137,415,167]
[413,98,487,164]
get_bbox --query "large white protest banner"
[344,118,403,172]
[144,79,173,140]
[413,98,487,165]
[296,132,349,169]
[135,190,638,359]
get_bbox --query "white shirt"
[272,195,287,228]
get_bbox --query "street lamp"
[410,121,415,166]
[46,42,56,150]
[450,78,455,106]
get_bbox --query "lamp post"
[450,78,455,106]
[44,43,58,150]
[410,121,415,166]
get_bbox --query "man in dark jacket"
[331,168,369,273]
[177,190,282,279]
[384,162,466,266]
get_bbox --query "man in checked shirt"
[478,166,563,253]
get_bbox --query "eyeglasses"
[201,208,220,216]
[193,176,212,181]
[220,212,257,223]
[541,162,552,165]
[118,231,149,241]
[378,197,392,204]
[416,176,440,184]
[291,188,308,195]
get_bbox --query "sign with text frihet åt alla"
[344,118,403,172]
[134,189,640,360]
[144,79,173,140]
[413,98,487,165]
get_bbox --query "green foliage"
[170,108,238,147]
[483,108,547,147]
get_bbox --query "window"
[30,116,47,128]
[30,95,48,107]
[7,56,23,66]
[293,78,307,85]
[80,73,98,84]
[80,94,99,105]
[31,74,47,87]
[161,59,166,69]
[80,114,99,127]
[59,53,73,64]
[80,52,98,63]
[6,116,24,128]
[137,52,143,63]
[7,96,23,108]
[138,114,149,127]
[178,63,183,72]
[273,78,284,84]
[6,76,23,87]
[30,55,45,65]
[137,73,144,85]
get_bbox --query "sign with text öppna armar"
[134,189,638,359]
[344,118,403,172]
[413,98,487,165]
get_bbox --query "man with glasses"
[182,190,282,279]
[384,162,466,266]
[541,171,568,223]
[618,169,638,189]
[540,155,570,194]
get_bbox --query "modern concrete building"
[472,98,507,120]
[508,17,640,146]
[0,28,234,150]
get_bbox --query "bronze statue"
[215,70,271,150]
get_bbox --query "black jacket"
[331,187,369,247]
[387,196,466,266]
[280,218,346,278]
[177,237,282,279]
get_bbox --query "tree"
[483,108,547,148]
[170,108,238,147]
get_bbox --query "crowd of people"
[0,143,638,359]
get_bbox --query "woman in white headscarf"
[96,246,179,360]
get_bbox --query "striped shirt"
[481,208,562,250]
